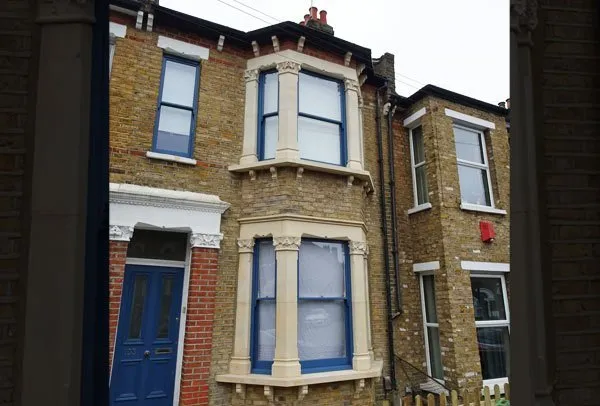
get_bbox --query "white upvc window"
[453,124,494,208]
[419,274,443,382]
[470,273,510,390]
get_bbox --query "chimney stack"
[301,6,334,35]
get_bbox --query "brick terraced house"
[106,1,510,405]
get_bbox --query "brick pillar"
[179,247,219,406]
[108,240,129,371]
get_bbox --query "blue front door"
[111,265,184,406]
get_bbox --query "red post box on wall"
[480,221,495,243]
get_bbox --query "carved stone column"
[510,1,555,405]
[344,79,363,170]
[241,69,260,164]
[275,61,301,161]
[21,1,96,405]
[350,241,371,371]
[229,239,255,375]
[271,236,302,378]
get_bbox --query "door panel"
[111,265,184,406]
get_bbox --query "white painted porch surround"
[108,183,230,247]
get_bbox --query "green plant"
[496,399,510,406]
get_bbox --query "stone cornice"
[109,183,230,214]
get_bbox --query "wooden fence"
[401,383,510,406]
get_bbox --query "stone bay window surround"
[216,215,382,396]
[229,49,373,192]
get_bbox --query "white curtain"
[255,240,276,361]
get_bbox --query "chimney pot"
[309,6,318,19]
[304,14,310,23]
[319,10,328,24]
[299,21,305,25]
[498,101,506,108]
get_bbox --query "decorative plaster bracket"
[217,35,225,51]
[344,51,352,66]
[297,36,306,53]
[109,225,134,242]
[355,378,366,395]
[251,40,260,57]
[264,386,274,402]
[347,175,354,187]
[249,170,257,181]
[190,233,223,249]
[298,385,308,401]
[235,383,246,399]
[296,167,304,179]
[271,35,280,52]
[270,166,277,179]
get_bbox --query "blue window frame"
[297,71,347,166]
[250,238,277,374]
[257,70,279,161]
[297,238,352,373]
[152,55,200,158]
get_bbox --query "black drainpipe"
[386,99,403,315]
[376,83,397,393]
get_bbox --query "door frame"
[109,252,192,406]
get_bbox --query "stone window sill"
[460,203,507,215]
[146,151,197,166]
[228,158,375,193]
[216,360,382,388]
[408,202,432,215]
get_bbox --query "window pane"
[298,72,342,121]
[422,275,437,323]
[156,106,192,155]
[299,240,345,298]
[255,301,275,362]
[454,126,484,163]
[161,60,197,107]
[262,72,278,115]
[298,116,341,165]
[415,166,429,205]
[458,165,491,206]
[128,275,148,339]
[256,240,275,299]
[127,229,188,261]
[262,116,278,160]
[477,326,510,380]
[412,126,425,164]
[472,277,507,321]
[298,300,346,361]
[156,276,174,339]
[427,326,443,380]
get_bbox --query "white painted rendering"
[146,151,197,166]
[157,35,210,61]
[109,21,127,38]
[413,261,441,273]
[403,107,427,128]
[461,261,510,273]
[109,183,229,248]
[445,108,496,130]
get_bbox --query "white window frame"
[470,272,510,392]
[408,125,431,213]
[109,35,116,75]
[108,22,127,76]
[453,124,496,211]
[418,272,444,384]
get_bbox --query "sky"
[159,0,509,105]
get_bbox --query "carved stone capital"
[237,238,255,253]
[273,236,301,251]
[244,69,259,83]
[190,233,223,249]
[349,241,368,256]
[344,78,360,93]
[511,0,538,33]
[109,225,134,242]
[276,61,301,75]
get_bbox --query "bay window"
[298,239,352,372]
[453,125,494,207]
[471,274,510,386]
[297,72,346,165]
